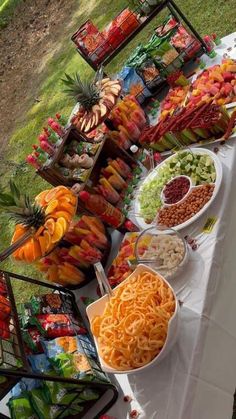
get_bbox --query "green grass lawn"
[0,0,236,301]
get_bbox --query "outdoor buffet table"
[74,32,236,419]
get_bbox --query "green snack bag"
[78,388,100,402]
[30,388,71,419]
[50,353,93,380]
[44,380,79,405]
[8,394,37,419]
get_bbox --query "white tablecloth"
[74,32,236,419]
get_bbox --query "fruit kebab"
[79,191,139,233]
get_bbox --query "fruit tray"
[134,148,222,230]
[0,270,118,418]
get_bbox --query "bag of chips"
[43,380,79,405]
[30,293,73,315]
[28,354,52,374]
[30,388,83,419]
[8,394,37,419]
[42,335,95,359]
[50,353,92,380]
[118,66,152,102]
[35,314,86,338]
[22,328,44,354]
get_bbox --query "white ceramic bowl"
[86,264,180,374]
[135,147,222,231]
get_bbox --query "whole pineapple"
[0,181,45,229]
[61,72,101,110]
[61,69,121,133]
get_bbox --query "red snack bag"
[0,295,11,320]
[0,275,7,296]
[36,314,86,338]
[0,319,10,339]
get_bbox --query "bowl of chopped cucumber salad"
[135,148,222,231]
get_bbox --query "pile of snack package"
[8,292,107,419]
[72,9,140,65]
[117,15,201,101]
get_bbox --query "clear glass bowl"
[134,225,188,279]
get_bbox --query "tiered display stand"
[0,271,118,419]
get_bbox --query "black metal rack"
[0,271,118,418]
[74,0,207,72]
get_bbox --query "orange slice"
[51,221,64,244]
[43,230,52,252]
[38,235,47,255]
[35,225,45,238]
[45,186,70,203]
[32,239,42,260]
[12,224,27,243]
[51,211,72,223]
[23,239,35,263]
[35,190,50,206]
[18,245,26,261]
[13,248,21,260]
[45,218,55,235]
[45,199,58,215]
[68,194,77,206]
[57,217,68,234]
[57,202,75,216]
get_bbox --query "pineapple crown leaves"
[0,181,45,228]
[61,71,101,109]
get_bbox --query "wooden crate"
[37,127,138,215]
[36,126,98,187]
